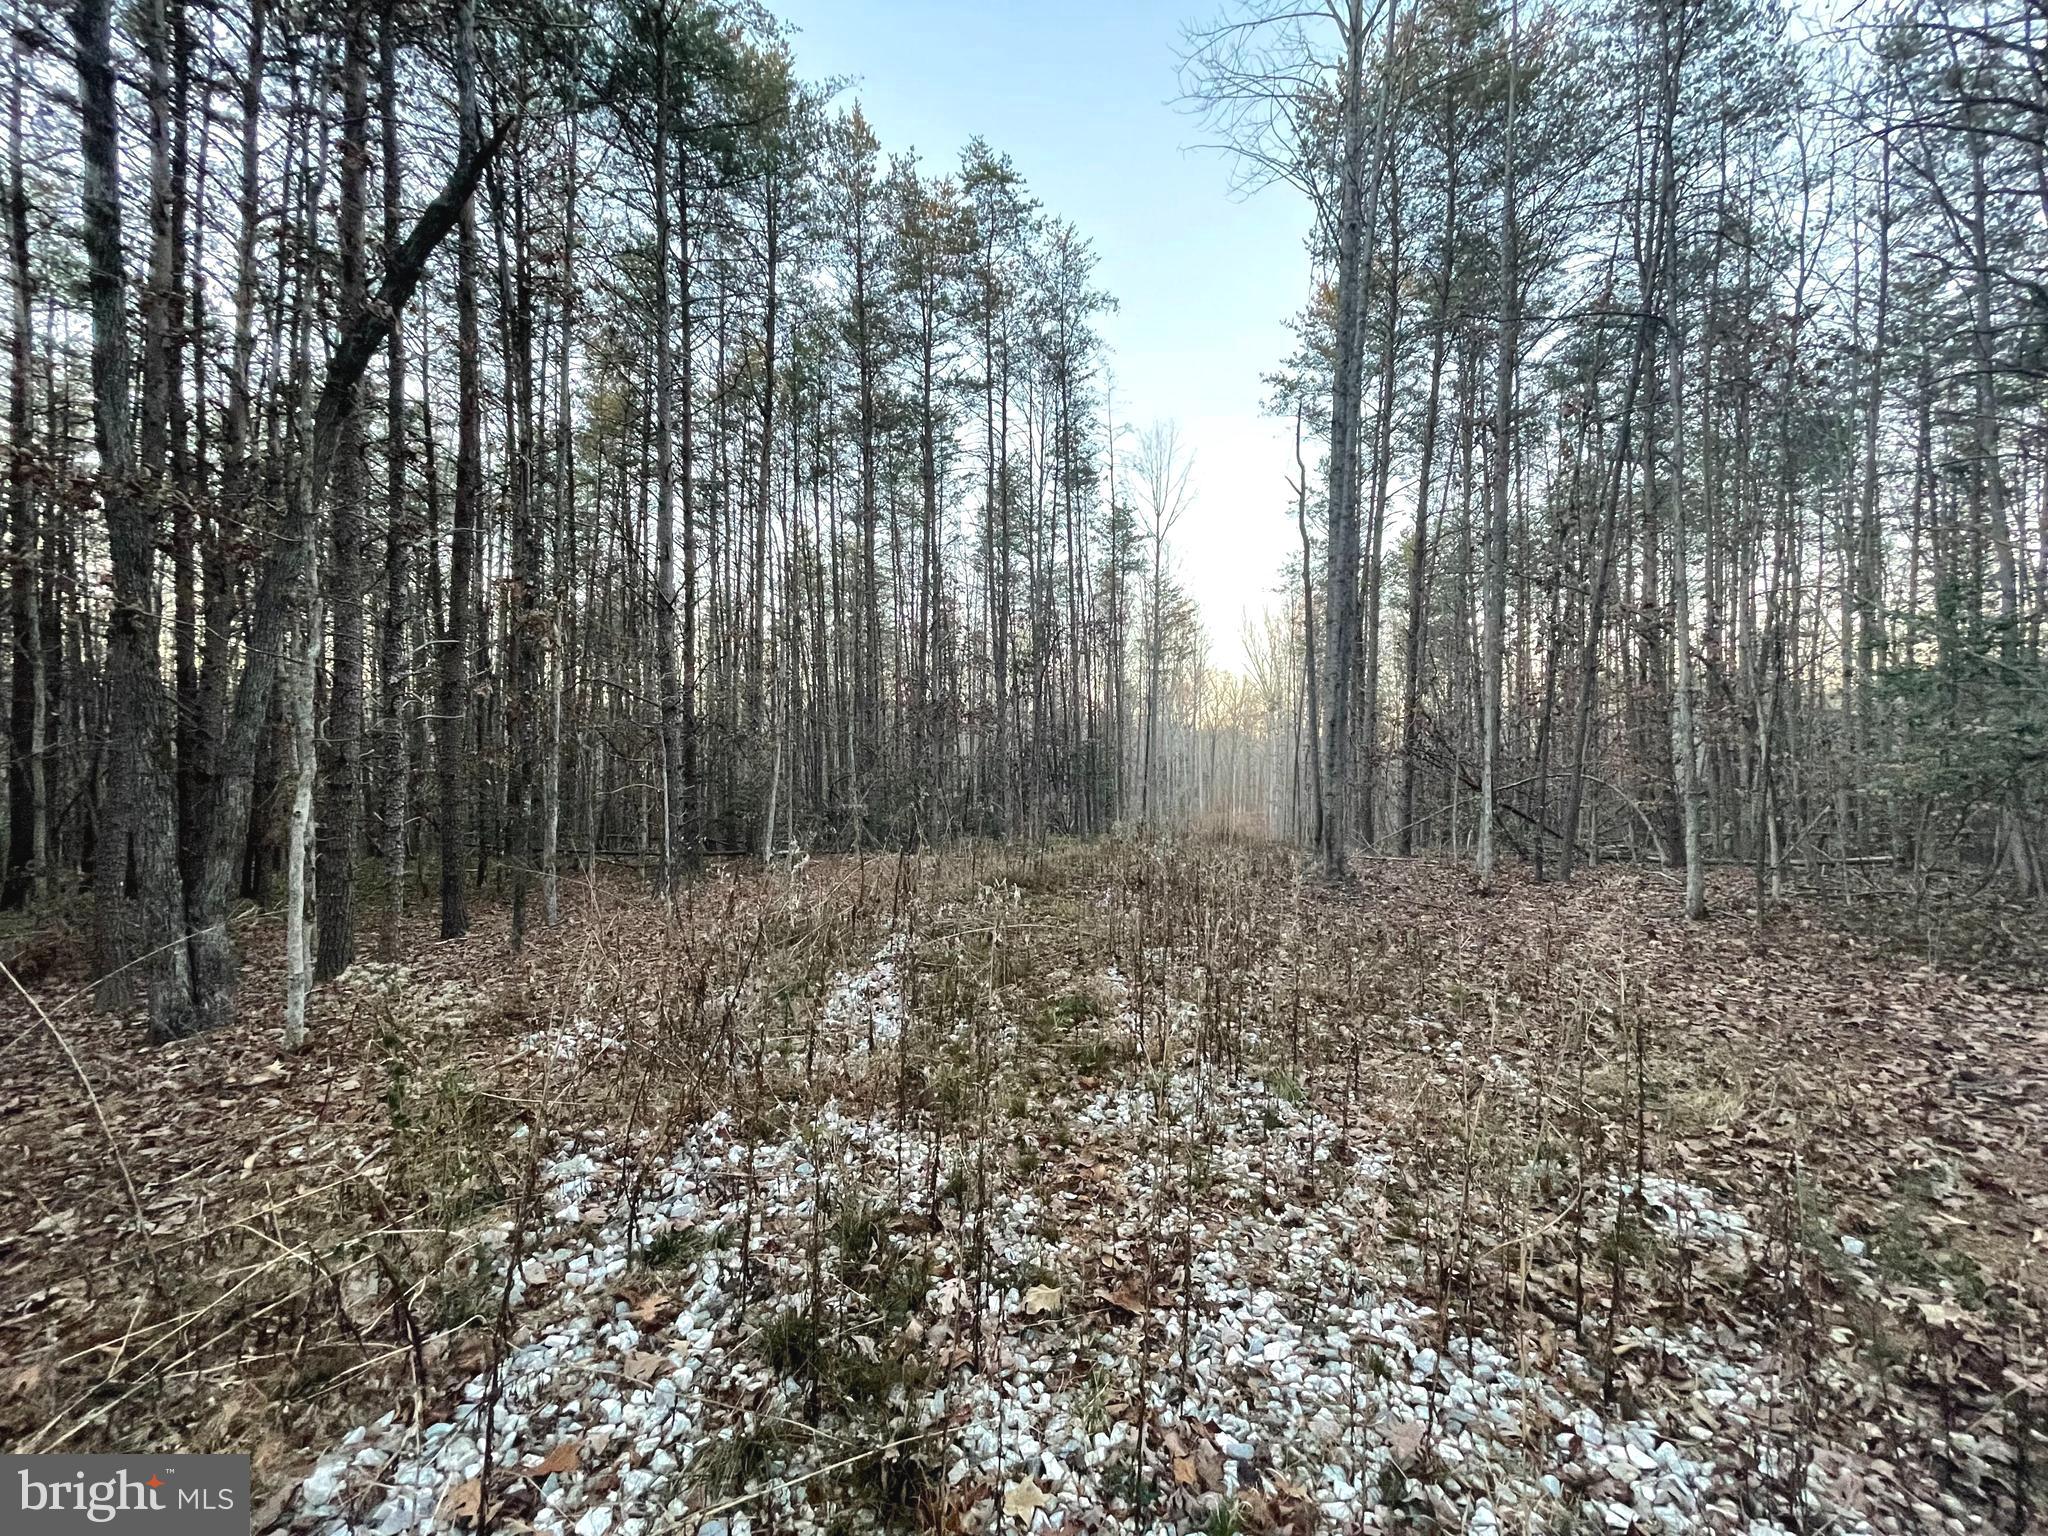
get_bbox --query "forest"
[0,0,2042,1530]
[0,0,2041,1047]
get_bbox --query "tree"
[1136,422,1194,827]
[73,0,195,1036]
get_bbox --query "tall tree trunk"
[4,40,39,910]
[1318,0,1370,878]
[544,50,578,929]
[437,0,481,939]
[73,0,199,1039]
[282,580,322,1049]
[1851,137,1889,853]
[1560,319,1651,881]
[679,158,701,872]
[651,44,691,892]
[317,0,370,979]
[177,40,511,1028]
[1143,535,1163,826]
[751,175,779,767]
[376,0,408,957]
[206,0,261,926]
[1966,98,2019,657]
[1294,407,1324,845]
[1360,179,1401,849]
[1319,0,1399,877]
[498,144,540,949]
[1477,0,1518,889]
[1398,82,1457,858]
[1658,12,1704,919]
[143,0,200,895]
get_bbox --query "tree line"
[8,0,2043,1045]
[3,0,1228,1043]
[1184,0,2047,909]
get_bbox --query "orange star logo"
[146,1476,164,1488]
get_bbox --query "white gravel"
[286,954,1920,1536]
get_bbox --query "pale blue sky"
[775,0,1310,666]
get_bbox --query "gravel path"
[286,946,1924,1535]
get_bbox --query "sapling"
[474,1136,545,1536]
[804,1158,824,1424]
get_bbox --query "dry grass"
[0,838,2040,1531]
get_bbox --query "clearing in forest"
[1,840,2042,1535]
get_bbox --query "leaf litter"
[2,842,2041,1534]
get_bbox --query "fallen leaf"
[1171,1454,1196,1486]
[1003,1476,1052,1521]
[439,1477,483,1524]
[1093,1285,1146,1317]
[248,1481,296,1532]
[530,1440,580,1477]
[1023,1283,1061,1315]
[615,1286,674,1326]
[622,1350,666,1383]
[1387,1418,1426,1467]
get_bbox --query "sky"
[773,0,1312,669]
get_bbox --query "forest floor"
[1,839,2043,1536]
